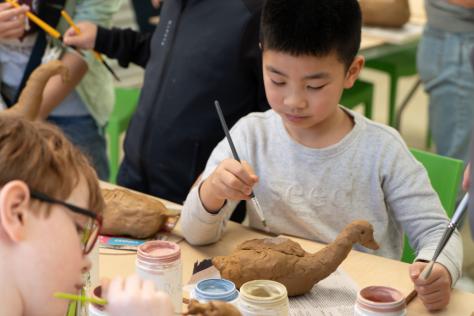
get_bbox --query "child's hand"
[151,0,162,9]
[63,21,97,50]
[0,3,29,40]
[200,159,258,212]
[105,275,174,316]
[463,163,470,192]
[409,262,452,311]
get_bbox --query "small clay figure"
[2,60,69,120]
[359,0,410,28]
[101,188,180,238]
[184,299,241,316]
[212,220,379,296]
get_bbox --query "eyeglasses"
[29,189,102,255]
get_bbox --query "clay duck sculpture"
[212,220,379,296]
[101,188,181,239]
[2,60,69,120]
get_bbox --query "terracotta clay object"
[101,188,180,239]
[359,0,410,28]
[184,299,241,316]
[212,220,380,296]
[2,60,69,120]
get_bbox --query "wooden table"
[99,186,474,316]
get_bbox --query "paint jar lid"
[240,280,288,306]
[194,278,239,302]
[356,286,406,314]
[137,240,181,264]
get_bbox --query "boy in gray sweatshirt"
[181,0,462,311]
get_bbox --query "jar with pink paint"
[354,286,407,316]
[136,240,182,313]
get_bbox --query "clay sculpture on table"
[184,299,241,316]
[212,220,379,296]
[359,0,410,28]
[101,188,180,239]
[1,60,69,120]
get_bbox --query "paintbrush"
[59,9,120,81]
[420,193,469,280]
[5,0,84,57]
[54,292,107,306]
[213,100,268,230]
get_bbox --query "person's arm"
[38,52,88,119]
[64,23,152,68]
[448,0,474,8]
[94,26,152,68]
[463,163,470,191]
[381,138,462,310]
[181,122,253,246]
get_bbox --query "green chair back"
[341,79,374,119]
[106,87,141,183]
[401,148,464,263]
[364,42,418,126]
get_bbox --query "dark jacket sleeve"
[94,26,152,68]
[240,0,269,111]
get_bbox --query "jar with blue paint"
[191,278,239,305]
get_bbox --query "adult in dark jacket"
[65,0,268,205]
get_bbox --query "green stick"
[54,292,107,306]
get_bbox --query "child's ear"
[343,55,365,89]
[0,181,31,242]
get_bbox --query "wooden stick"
[405,289,418,305]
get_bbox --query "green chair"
[400,148,464,263]
[341,79,374,119]
[365,42,418,127]
[106,87,141,183]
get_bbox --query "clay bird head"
[346,220,379,250]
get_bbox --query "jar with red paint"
[354,286,406,316]
[136,240,182,313]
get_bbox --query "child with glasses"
[0,116,173,316]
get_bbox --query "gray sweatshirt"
[425,0,474,33]
[181,109,463,283]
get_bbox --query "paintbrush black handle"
[214,100,241,162]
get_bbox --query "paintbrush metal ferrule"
[214,100,268,229]
[420,192,469,280]
[251,195,267,228]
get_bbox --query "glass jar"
[88,286,108,316]
[354,286,407,316]
[190,278,239,306]
[136,240,182,313]
[238,280,289,316]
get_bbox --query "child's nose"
[284,93,307,110]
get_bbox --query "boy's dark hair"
[261,0,362,69]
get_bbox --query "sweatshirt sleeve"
[181,121,249,245]
[381,135,463,285]
[94,26,152,68]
